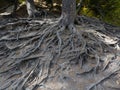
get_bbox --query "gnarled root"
[0,17,119,90]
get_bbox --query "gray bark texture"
[26,0,37,17]
[59,0,76,28]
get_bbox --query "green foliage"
[79,0,120,26]
[19,0,25,3]
[102,0,120,26]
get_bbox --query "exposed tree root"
[0,16,120,90]
[87,66,120,90]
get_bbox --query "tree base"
[0,16,120,90]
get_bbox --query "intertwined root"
[0,17,119,90]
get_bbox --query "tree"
[26,0,77,25]
[26,0,39,17]
[0,0,120,90]
[59,0,76,31]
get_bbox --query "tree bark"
[26,0,38,17]
[59,0,76,29]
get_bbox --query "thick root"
[0,17,120,90]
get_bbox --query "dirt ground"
[0,6,120,90]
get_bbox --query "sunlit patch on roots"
[0,17,120,90]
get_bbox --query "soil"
[0,6,120,90]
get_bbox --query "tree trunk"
[26,0,37,17]
[13,0,19,13]
[59,0,76,29]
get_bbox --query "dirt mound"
[0,16,120,90]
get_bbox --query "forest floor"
[0,6,120,90]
